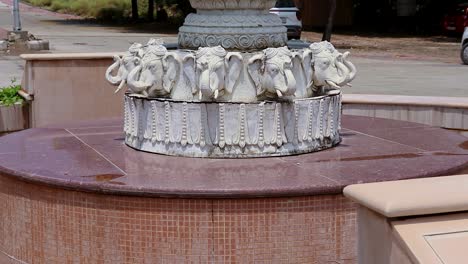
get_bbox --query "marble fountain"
[0,0,467,263]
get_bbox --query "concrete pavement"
[0,0,467,97]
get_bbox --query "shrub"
[0,80,23,107]
[24,0,188,22]
[96,7,126,21]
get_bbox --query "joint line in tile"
[344,128,427,152]
[65,128,127,175]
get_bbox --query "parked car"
[443,3,468,34]
[462,27,468,64]
[270,0,302,40]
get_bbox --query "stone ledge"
[20,52,123,61]
[0,116,466,198]
[344,174,468,218]
[343,94,468,109]
[342,94,468,130]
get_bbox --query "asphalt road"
[0,0,467,97]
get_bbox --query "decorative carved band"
[124,93,342,158]
[178,31,287,50]
[183,13,283,27]
[178,12,288,50]
[188,0,277,10]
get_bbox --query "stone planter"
[0,103,29,134]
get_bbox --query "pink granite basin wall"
[0,174,357,264]
[1,116,466,263]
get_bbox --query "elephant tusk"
[346,83,353,87]
[214,89,219,99]
[326,80,341,89]
[342,52,350,60]
[326,89,341,96]
[276,90,283,97]
[199,90,203,101]
[114,79,126,94]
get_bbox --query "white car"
[462,27,468,65]
[270,0,302,40]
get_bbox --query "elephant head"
[247,47,297,98]
[183,46,243,100]
[105,42,143,94]
[127,39,181,97]
[303,41,357,91]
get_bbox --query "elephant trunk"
[105,59,123,85]
[326,57,349,88]
[209,71,221,99]
[199,70,212,98]
[147,62,165,97]
[127,65,152,94]
[283,69,297,96]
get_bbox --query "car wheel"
[462,43,468,65]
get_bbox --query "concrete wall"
[21,53,124,128]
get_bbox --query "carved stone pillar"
[178,0,288,50]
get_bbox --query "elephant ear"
[183,54,198,95]
[224,52,243,94]
[162,52,181,94]
[342,51,357,83]
[247,54,265,96]
[302,49,314,89]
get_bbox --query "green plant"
[0,79,24,107]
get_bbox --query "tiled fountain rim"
[0,115,467,199]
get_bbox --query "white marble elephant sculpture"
[247,47,298,98]
[183,46,243,100]
[126,39,181,97]
[105,42,143,94]
[302,41,357,91]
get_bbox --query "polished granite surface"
[0,116,467,198]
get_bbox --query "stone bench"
[345,174,468,264]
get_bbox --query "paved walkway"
[0,0,467,97]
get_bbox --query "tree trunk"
[132,0,139,21]
[148,0,154,22]
[322,0,336,42]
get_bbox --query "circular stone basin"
[124,93,342,158]
[0,116,467,263]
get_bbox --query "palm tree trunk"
[322,0,336,42]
